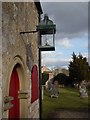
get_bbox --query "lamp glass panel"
[41,34,53,47]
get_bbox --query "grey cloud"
[41,2,88,38]
[40,2,88,68]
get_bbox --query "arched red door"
[9,68,20,119]
[31,65,39,103]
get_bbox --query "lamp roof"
[37,14,56,34]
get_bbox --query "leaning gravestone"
[50,81,59,98]
[79,80,88,98]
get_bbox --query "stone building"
[41,65,54,80]
[0,1,42,119]
[41,65,50,73]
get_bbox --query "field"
[42,87,89,118]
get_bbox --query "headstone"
[48,79,53,90]
[79,80,88,98]
[50,81,59,98]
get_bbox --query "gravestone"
[50,81,59,98]
[47,79,53,90]
[79,80,88,98]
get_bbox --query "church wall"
[1,2,40,118]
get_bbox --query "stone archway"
[3,56,28,118]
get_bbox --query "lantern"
[37,14,56,51]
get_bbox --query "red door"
[31,65,39,103]
[9,68,20,119]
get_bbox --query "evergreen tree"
[42,72,49,85]
[68,52,90,85]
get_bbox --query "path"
[48,109,89,119]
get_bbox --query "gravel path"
[48,109,89,119]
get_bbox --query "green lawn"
[42,87,89,118]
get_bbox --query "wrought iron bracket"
[20,30,38,34]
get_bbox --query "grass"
[42,87,89,118]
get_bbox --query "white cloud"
[82,52,88,58]
[41,51,63,59]
[41,51,64,67]
[57,38,72,48]
[41,56,71,68]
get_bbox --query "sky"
[40,0,89,69]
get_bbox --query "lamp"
[37,14,56,51]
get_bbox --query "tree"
[68,52,90,85]
[42,72,49,85]
[53,73,69,86]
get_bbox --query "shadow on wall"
[26,43,34,70]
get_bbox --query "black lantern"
[37,14,56,51]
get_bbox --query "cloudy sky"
[40,0,89,69]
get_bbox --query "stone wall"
[1,1,40,118]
